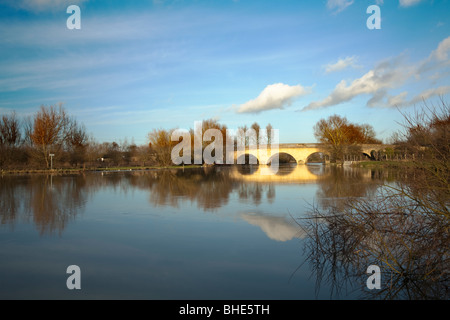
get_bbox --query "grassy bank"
[350,160,416,169]
[0,164,203,175]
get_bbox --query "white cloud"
[301,36,450,111]
[326,0,354,14]
[387,92,409,107]
[236,83,310,114]
[303,56,412,110]
[399,0,424,7]
[385,86,450,108]
[324,56,359,73]
[409,86,450,105]
[417,36,450,76]
[430,36,450,61]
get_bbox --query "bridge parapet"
[235,144,394,165]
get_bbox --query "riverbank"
[0,164,203,175]
[1,160,417,175]
[350,160,415,169]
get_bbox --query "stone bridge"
[234,143,392,165]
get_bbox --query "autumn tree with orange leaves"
[148,128,178,166]
[314,114,381,162]
[29,104,71,168]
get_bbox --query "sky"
[0,0,449,145]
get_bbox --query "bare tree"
[266,123,273,145]
[199,118,228,163]
[66,119,89,167]
[0,112,21,147]
[237,125,249,147]
[360,123,382,144]
[251,122,260,145]
[0,112,23,167]
[313,115,351,162]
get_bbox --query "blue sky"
[0,0,449,145]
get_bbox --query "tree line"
[313,114,382,162]
[311,110,449,163]
[0,104,276,169]
[147,120,275,166]
[0,104,153,169]
[3,100,446,169]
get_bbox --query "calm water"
[0,165,390,299]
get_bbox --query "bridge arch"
[236,153,259,165]
[362,152,372,160]
[305,151,328,164]
[267,152,297,165]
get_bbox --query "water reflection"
[231,164,322,183]
[1,165,392,236]
[236,164,259,175]
[240,212,305,241]
[299,168,449,300]
[129,167,235,210]
[2,165,439,299]
[314,165,382,211]
[1,174,88,235]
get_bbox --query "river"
[0,164,427,299]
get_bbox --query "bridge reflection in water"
[230,163,372,184]
[0,164,380,237]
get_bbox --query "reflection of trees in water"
[305,164,325,176]
[0,176,27,227]
[0,168,278,234]
[299,167,449,300]
[315,166,389,211]
[128,167,236,211]
[28,175,89,235]
[272,163,296,176]
[128,167,275,210]
[237,182,264,206]
[236,164,259,175]
[0,174,89,235]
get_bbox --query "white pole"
[49,154,54,170]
